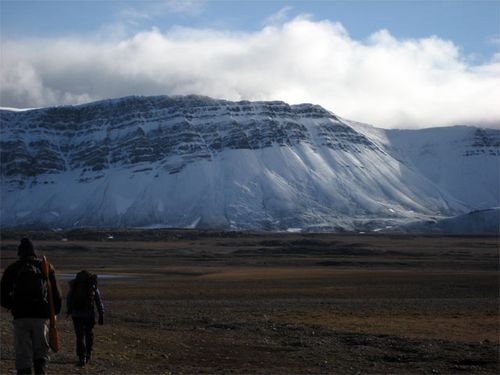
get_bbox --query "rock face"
[1,96,376,179]
[0,95,498,230]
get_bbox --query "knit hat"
[18,238,36,258]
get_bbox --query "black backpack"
[13,258,48,311]
[71,271,97,312]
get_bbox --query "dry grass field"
[1,230,498,374]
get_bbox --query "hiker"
[66,270,104,367]
[0,238,62,375]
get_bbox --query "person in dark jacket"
[66,270,104,367]
[0,238,62,375]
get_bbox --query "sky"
[1,0,499,129]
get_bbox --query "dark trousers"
[72,317,95,359]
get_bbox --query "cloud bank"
[1,17,499,128]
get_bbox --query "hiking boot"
[78,357,86,367]
[34,359,47,374]
[86,352,92,364]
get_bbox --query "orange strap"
[42,256,56,328]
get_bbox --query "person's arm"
[0,264,16,310]
[49,265,62,315]
[95,288,104,324]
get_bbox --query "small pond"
[58,273,129,281]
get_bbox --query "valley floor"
[1,231,498,374]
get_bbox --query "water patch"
[59,273,129,281]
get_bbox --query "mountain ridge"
[1,95,498,231]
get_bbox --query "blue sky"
[1,1,499,128]
[2,1,498,60]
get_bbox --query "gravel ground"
[1,232,498,374]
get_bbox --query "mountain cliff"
[1,95,498,231]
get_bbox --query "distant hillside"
[396,208,500,234]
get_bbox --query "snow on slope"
[0,95,495,231]
[0,107,39,112]
[347,121,500,210]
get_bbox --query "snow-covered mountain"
[1,95,498,231]
[347,121,500,210]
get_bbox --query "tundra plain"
[1,230,498,374]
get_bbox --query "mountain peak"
[1,95,498,231]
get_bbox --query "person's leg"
[84,318,95,363]
[13,319,33,374]
[33,359,47,375]
[72,317,86,365]
[16,369,32,375]
[32,319,50,375]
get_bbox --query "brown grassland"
[1,230,499,374]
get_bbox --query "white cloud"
[162,0,205,16]
[488,34,500,47]
[1,17,499,129]
[117,7,152,26]
[119,0,205,22]
[264,6,294,26]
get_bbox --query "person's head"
[74,270,98,288]
[18,237,36,258]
